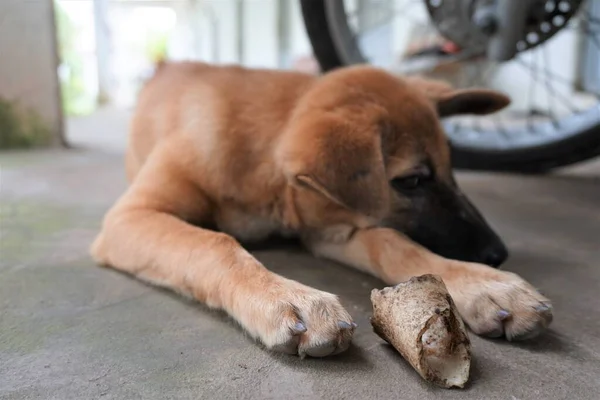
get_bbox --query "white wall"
[206,0,241,64]
[0,0,63,144]
[240,0,279,68]
[91,0,317,106]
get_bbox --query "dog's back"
[125,62,315,184]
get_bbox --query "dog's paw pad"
[300,341,335,358]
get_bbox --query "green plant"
[145,30,170,64]
[0,98,53,149]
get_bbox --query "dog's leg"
[307,227,552,340]
[91,146,355,357]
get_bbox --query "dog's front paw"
[241,280,356,358]
[447,264,553,341]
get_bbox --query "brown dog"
[91,62,552,358]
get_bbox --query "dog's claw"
[535,303,552,313]
[292,322,307,334]
[497,309,511,320]
[338,321,353,330]
[351,322,358,328]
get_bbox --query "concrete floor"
[1,108,600,399]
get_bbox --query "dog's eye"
[391,174,426,191]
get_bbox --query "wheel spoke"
[515,60,574,86]
[585,26,600,51]
[563,20,600,34]
[339,0,600,152]
[476,64,492,136]
[581,8,600,25]
[494,114,511,139]
[542,45,559,126]
[526,48,540,132]
[516,58,580,114]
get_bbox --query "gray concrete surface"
[1,109,600,399]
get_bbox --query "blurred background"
[1,2,600,399]
[2,0,599,153]
[1,0,319,152]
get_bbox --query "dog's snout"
[479,244,509,268]
[391,180,511,267]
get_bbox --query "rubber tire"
[450,126,600,172]
[300,0,345,72]
[300,0,600,172]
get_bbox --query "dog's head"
[278,66,510,267]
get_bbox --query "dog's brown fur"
[92,63,552,357]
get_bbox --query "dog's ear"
[406,76,510,117]
[436,89,511,117]
[278,114,389,218]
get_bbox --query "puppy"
[91,62,552,357]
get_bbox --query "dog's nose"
[480,245,508,268]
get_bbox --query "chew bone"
[370,274,471,388]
